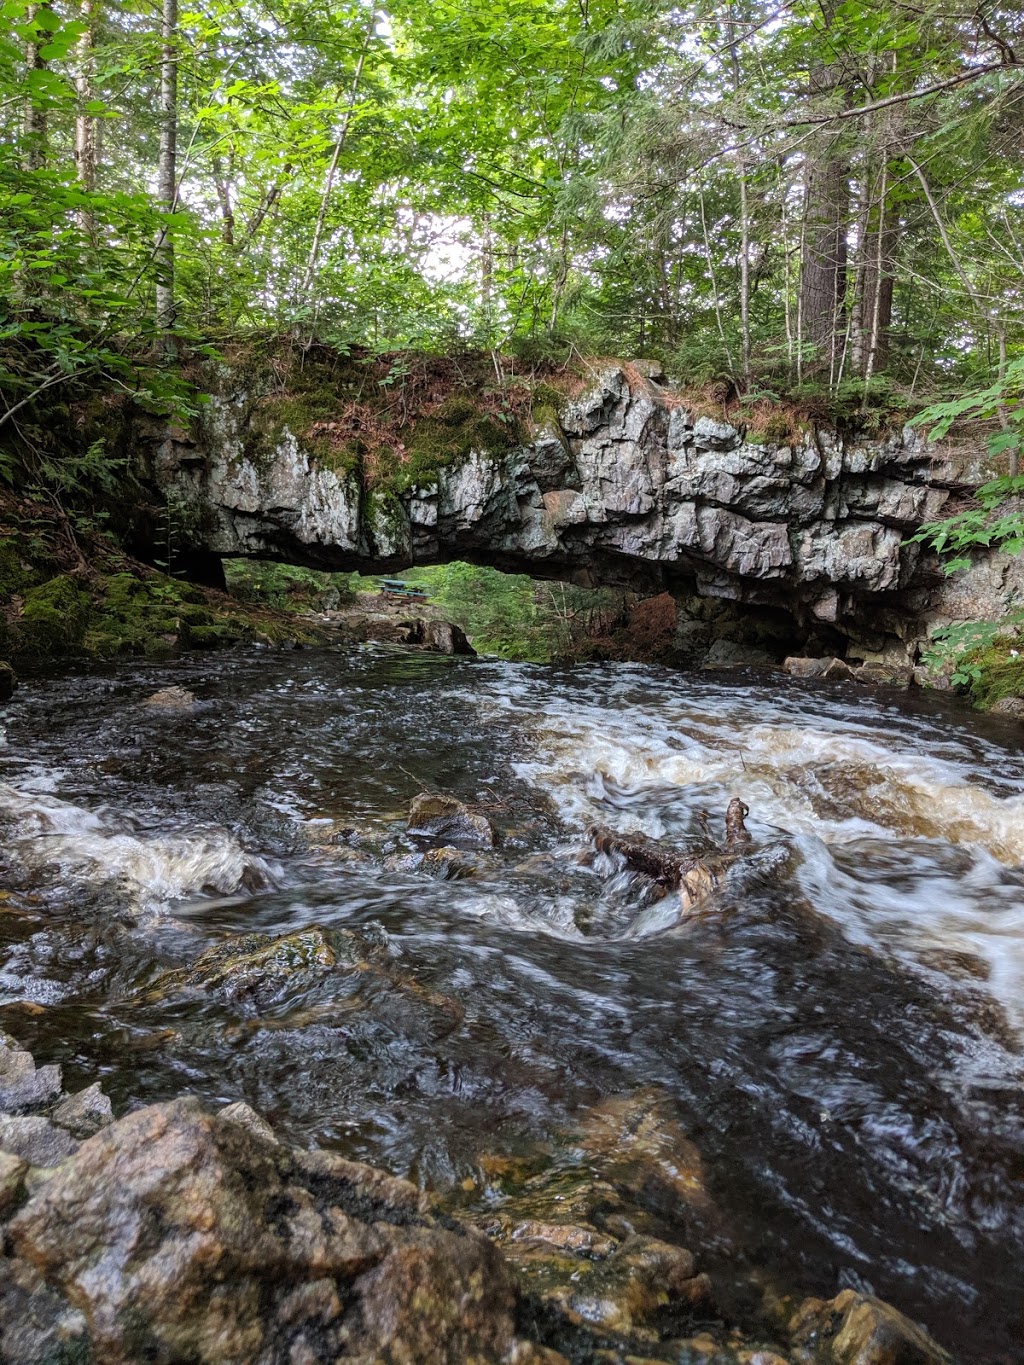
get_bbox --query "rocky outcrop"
[5,1098,530,1365]
[149,364,990,656]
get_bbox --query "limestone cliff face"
[151,364,998,655]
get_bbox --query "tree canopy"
[2,0,1024,417]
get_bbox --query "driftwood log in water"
[590,799,752,913]
[725,797,752,845]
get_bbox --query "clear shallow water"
[1,646,1024,1360]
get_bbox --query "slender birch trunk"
[23,5,47,171]
[301,9,376,301]
[155,0,179,344]
[74,0,98,240]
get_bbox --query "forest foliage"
[2,0,1024,429]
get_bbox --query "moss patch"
[393,394,518,491]
[246,391,360,476]
[964,636,1024,709]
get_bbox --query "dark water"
[2,645,1024,1360]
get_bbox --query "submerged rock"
[408,792,496,848]
[7,1097,530,1365]
[146,926,344,1011]
[143,684,198,710]
[512,1229,712,1344]
[384,845,485,880]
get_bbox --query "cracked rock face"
[150,365,983,646]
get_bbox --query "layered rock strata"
[149,365,1000,656]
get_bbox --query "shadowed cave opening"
[209,555,826,667]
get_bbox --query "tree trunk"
[155,0,178,343]
[861,178,896,378]
[799,143,849,381]
[851,141,897,379]
[211,154,235,247]
[480,209,494,341]
[75,0,98,237]
[799,27,850,384]
[23,5,48,171]
[301,9,376,303]
[727,5,751,381]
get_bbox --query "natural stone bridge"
[149,364,1000,661]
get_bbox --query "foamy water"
[490,670,1024,1026]
[0,782,276,913]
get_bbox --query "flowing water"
[2,645,1024,1360]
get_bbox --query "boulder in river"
[50,1082,114,1139]
[784,656,856,681]
[989,695,1024,720]
[6,1097,530,1365]
[408,792,496,848]
[143,684,198,710]
[145,926,345,1012]
[403,618,476,655]
[384,844,484,880]
[0,1031,62,1112]
[0,661,17,702]
[789,1289,951,1365]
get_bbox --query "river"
[1,645,1022,1361]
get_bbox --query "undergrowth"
[920,612,1024,706]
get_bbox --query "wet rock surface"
[5,1097,525,1365]
[408,791,497,848]
[1,649,1020,1362]
[143,684,198,710]
[788,1290,951,1365]
[0,1052,954,1365]
[402,617,476,655]
[0,662,17,702]
[0,1030,62,1112]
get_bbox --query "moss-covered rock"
[147,927,345,1011]
[393,394,519,492]
[18,576,92,656]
